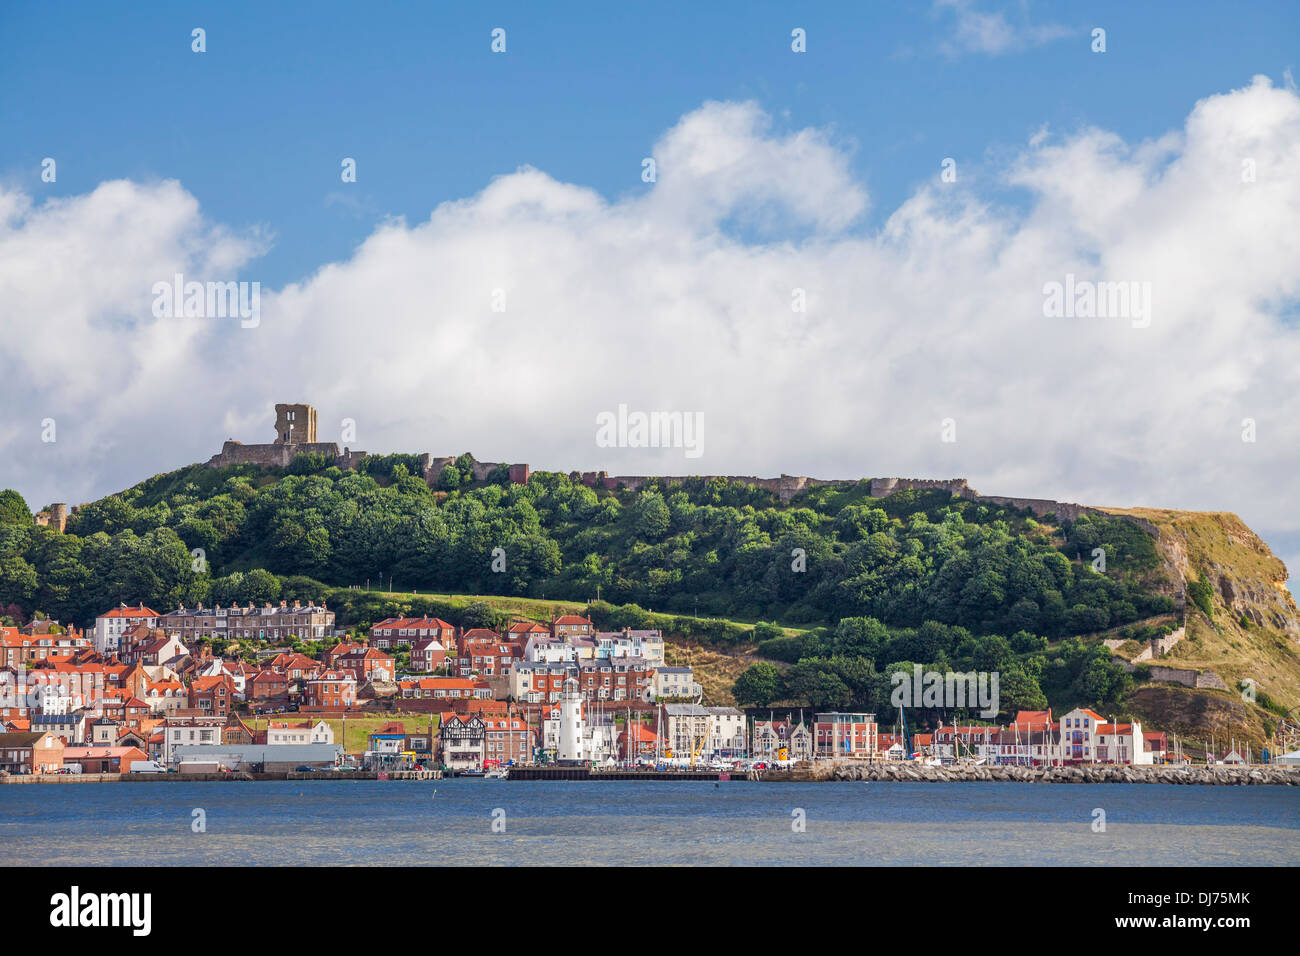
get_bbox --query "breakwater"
[764,761,1300,785]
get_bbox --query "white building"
[557,679,585,762]
[661,704,748,760]
[162,715,224,763]
[1057,708,1152,765]
[510,661,576,703]
[706,707,747,755]
[653,666,699,699]
[94,605,160,654]
[523,635,578,664]
[594,629,665,666]
[543,681,617,765]
[267,719,334,746]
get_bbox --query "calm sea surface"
[2,780,1297,866]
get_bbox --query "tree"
[455,453,476,484]
[437,466,461,491]
[241,568,282,605]
[996,664,1048,716]
[0,555,38,606]
[733,662,781,707]
[459,601,497,630]
[0,490,31,526]
[632,491,670,539]
[973,634,1015,672]
[782,659,852,709]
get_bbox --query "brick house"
[334,647,395,684]
[266,652,320,684]
[304,670,356,709]
[189,674,234,718]
[550,614,594,641]
[325,640,367,669]
[248,670,289,705]
[0,731,65,773]
[61,745,146,773]
[410,638,447,673]
[455,635,522,678]
[369,617,455,649]
[577,657,654,703]
[481,713,532,766]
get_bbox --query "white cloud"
[934,0,1073,57]
[1,81,1298,582]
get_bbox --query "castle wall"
[200,407,1154,527]
[206,440,343,470]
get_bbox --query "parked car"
[294,765,319,772]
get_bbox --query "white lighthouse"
[557,677,586,763]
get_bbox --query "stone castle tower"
[274,404,317,445]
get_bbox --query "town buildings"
[94,605,159,653]
[161,601,334,642]
[0,601,1182,774]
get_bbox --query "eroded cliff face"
[1103,507,1300,716]
[1105,508,1298,637]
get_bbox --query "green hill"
[1,458,1296,745]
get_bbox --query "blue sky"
[2,2,1298,588]
[4,1,1297,285]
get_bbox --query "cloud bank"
[1,78,1298,579]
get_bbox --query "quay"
[0,769,442,784]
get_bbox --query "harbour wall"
[765,761,1299,785]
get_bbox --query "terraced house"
[161,600,334,642]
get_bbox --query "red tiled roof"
[99,606,160,619]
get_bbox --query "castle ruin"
[202,403,1132,526]
[274,403,317,445]
[205,403,528,486]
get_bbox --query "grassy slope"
[1098,507,1300,743]
[242,713,443,755]
[349,588,800,708]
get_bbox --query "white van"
[129,760,169,773]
